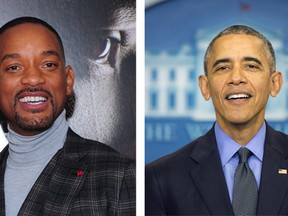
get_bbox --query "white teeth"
[19,96,47,104]
[228,94,250,100]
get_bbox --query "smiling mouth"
[226,94,251,100]
[19,96,47,105]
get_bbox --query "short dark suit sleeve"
[145,163,167,215]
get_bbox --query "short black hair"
[0,16,65,61]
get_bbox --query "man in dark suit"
[0,17,135,215]
[146,25,288,215]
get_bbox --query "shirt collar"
[215,121,265,167]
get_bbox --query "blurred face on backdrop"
[0,23,74,136]
[199,34,282,134]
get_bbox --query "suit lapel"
[257,126,288,215]
[19,129,88,216]
[189,128,234,215]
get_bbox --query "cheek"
[208,80,223,99]
[208,87,224,110]
[0,86,16,119]
[0,78,17,101]
[252,76,271,94]
[48,74,67,92]
[48,78,68,106]
[257,84,271,100]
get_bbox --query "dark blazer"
[146,124,288,215]
[0,129,136,216]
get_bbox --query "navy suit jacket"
[0,129,136,215]
[146,124,288,215]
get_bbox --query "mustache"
[15,87,53,100]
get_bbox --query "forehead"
[210,34,265,57]
[206,34,270,70]
[0,23,61,52]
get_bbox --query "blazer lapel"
[189,128,234,215]
[257,126,288,215]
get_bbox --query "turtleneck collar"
[6,110,68,168]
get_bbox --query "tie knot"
[237,147,252,163]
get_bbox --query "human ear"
[65,65,75,96]
[270,71,282,97]
[198,75,211,100]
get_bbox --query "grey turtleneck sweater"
[4,110,68,216]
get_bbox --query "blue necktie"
[232,148,258,216]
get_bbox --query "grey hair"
[203,25,276,75]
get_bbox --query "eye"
[43,62,57,71]
[215,65,230,72]
[95,31,121,67]
[96,38,112,62]
[247,64,255,68]
[6,65,21,73]
[8,65,19,70]
[245,64,259,71]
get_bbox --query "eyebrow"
[243,57,263,66]
[0,50,61,63]
[212,57,263,69]
[0,53,21,62]
[212,58,231,68]
[41,50,61,58]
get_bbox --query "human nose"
[20,67,45,86]
[227,66,247,85]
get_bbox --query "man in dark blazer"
[0,129,135,215]
[146,25,288,215]
[0,17,135,215]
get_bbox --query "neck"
[217,119,265,146]
[6,110,68,166]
